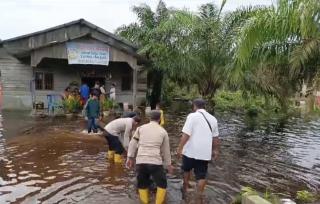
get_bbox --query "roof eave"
[2,18,139,51]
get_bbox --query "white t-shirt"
[100,86,106,94]
[182,109,219,161]
[104,118,133,149]
[110,87,116,100]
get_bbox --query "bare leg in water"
[195,180,206,204]
[183,172,191,192]
[197,179,206,194]
[183,173,206,202]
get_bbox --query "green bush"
[214,90,245,111]
[162,80,200,105]
[102,99,114,111]
[63,96,81,113]
[296,190,316,203]
[233,188,320,204]
[232,187,258,204]
[102,99,119,111]
[264,188,281,204]
[232,187,283,204]
[214,90,285,117]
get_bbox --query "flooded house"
[0,19,147,110]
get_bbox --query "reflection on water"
[0,111,319,203]
[0,112,137,204]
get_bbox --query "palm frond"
[290,38,320,78]
[199,3,219,20]
[219,0,227,17]
[132,4,156,29]
[155,0,169,24]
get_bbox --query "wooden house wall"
[0,48,33,109]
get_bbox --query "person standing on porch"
[80,82,90,104]
[92,81,101,99]
[126,110,173,204]
[62,87,71,100]
[94,81,100,89]
[177,99,220,195]
[100,84,106,101]
[109,83,116,101]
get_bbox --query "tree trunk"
[148,69,163,109]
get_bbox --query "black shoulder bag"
[198,111,212,133]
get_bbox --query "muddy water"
[0,111,319,204]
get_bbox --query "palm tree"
[116,0,170,108]
[233,0,320,108]
[116,1,261,106]
[152,3,255,100]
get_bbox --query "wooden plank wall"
[0,48,33,109]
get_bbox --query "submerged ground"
[0,110,319,203]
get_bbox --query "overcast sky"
[0,0,273,40]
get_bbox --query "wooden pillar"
[132,67,138,107]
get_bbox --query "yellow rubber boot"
[107,150,115,160]
[114,154,123,163]
[155,187,166,204]
[138,189,149,204]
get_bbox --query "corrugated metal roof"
[2,19,138,50]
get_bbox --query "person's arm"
[161,133,171,166]
[123,121,132,149]
[86,101,90,116]
[161,132,174,174]
[177,133,190,158]
[97,101,100,117]
[177,115,192,157]
[127,130,139,157]
[126,129,139,169]
[212,137,220,160]
[212,121,220,160]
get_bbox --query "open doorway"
[81,77,105,89]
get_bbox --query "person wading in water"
[86,93,100,134]
[126,110,173,204]
[177,99,220,196]
[104,116,141,163]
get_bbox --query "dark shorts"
[105,133,125,154]
[181,155,209,180]
[136,164,167,189]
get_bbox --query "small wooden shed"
[0,19,147,110]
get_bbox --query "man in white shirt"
[104,116,141,163]
[177,99,220,194]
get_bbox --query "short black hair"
[124,112,137,118]
[133,116,141,123]
[150,110,161,121]
[193,98,206,109]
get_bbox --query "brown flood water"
[0,110,319,203]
